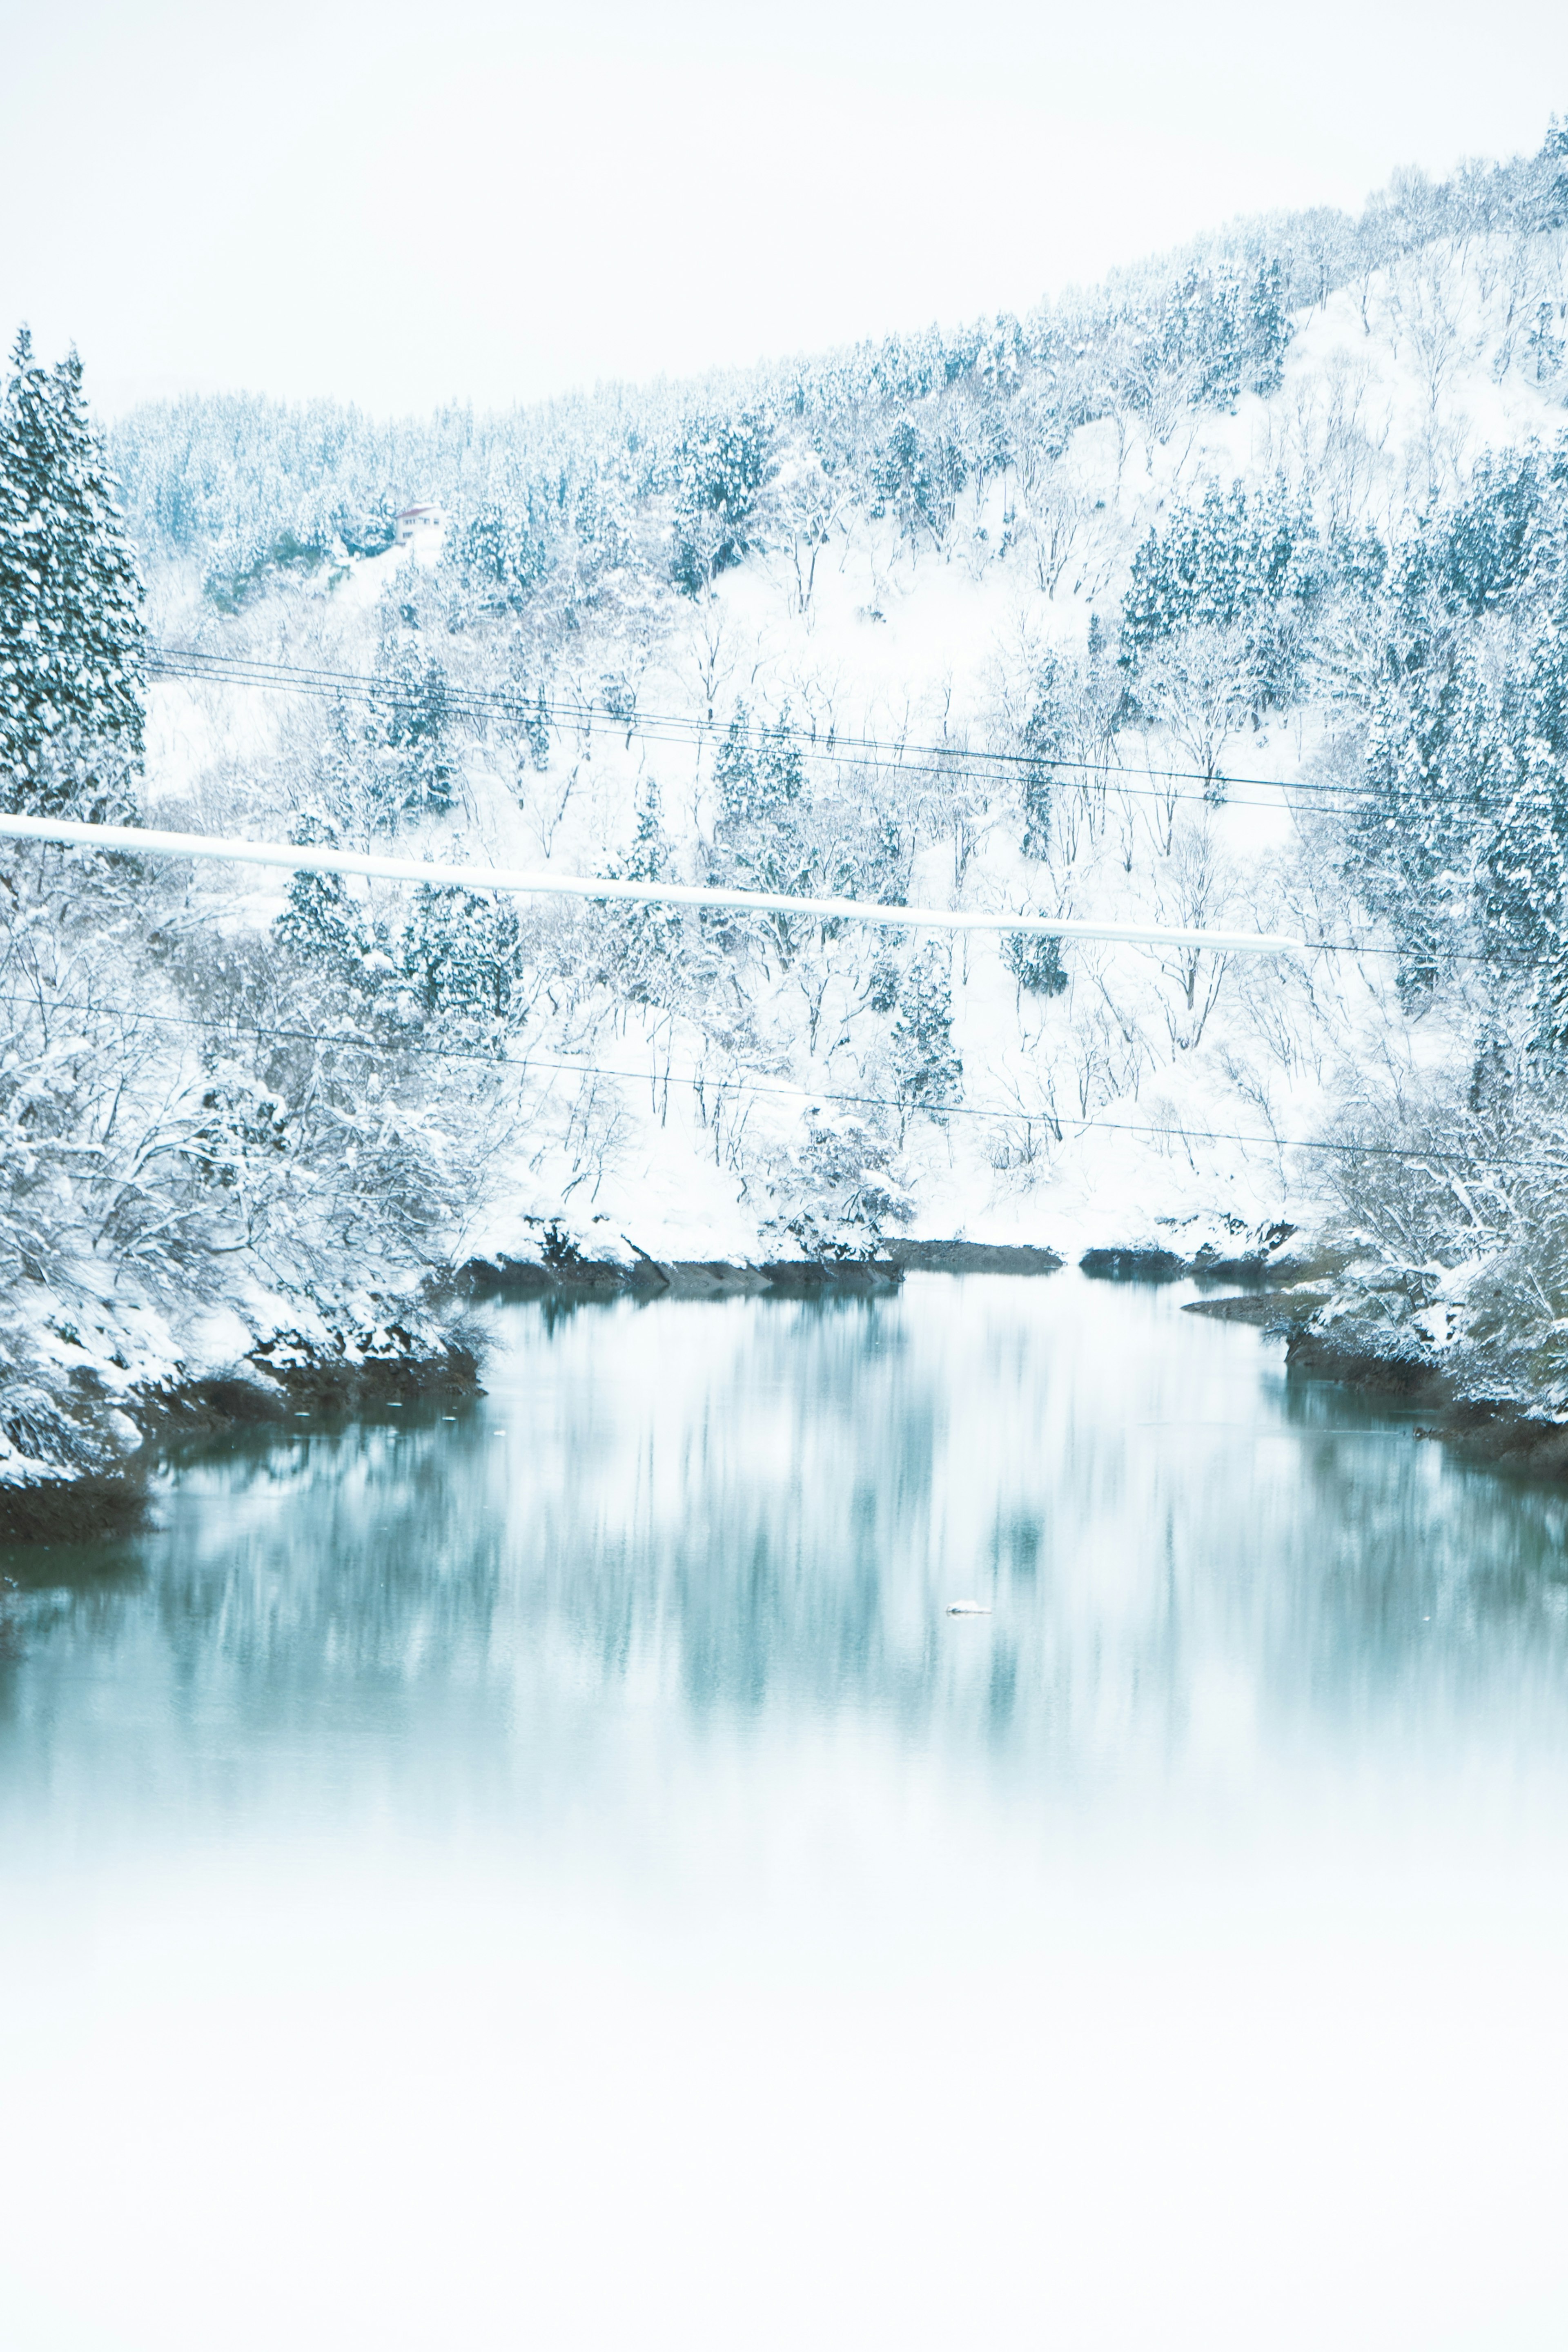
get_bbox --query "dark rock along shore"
[9,1230,1568,1548]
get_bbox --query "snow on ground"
[82,236,1568,1414]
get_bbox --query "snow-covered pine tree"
[1161,267,1244,413]
[1353,584,1568,1010]
[1246,259,1291,397]
[705,706,818,964]
[1019,653,1070,860]
[600,777,683,998]
[713,702,804,835]
[274,812,372,978]
[1438,444,1559,615]
[372,633,454,818]
[890,947,961,1122]
[526,687,551,772]
[1120,472,1321,719]
[1527,115,1568,234]
[1477,603,1568,1043]
[0,330,145,820]
[1002,928,1068,997]
[670,408,772,595]
[402,883,523,1023]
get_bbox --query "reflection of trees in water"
[0,1421,519,1797]
[1262,1391,1568,1721]
[5,1287,1568,1788]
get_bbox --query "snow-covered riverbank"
[12,134,1568,1528]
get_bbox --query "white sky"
[2,0,1566,417]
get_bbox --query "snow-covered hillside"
[130,210,1568,1261]
[7,129,1568,1513]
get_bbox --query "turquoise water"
[4,1272,1568,2349]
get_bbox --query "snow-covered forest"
[7,122,1568,1508]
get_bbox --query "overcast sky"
[3,0,1566,417]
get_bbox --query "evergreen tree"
[866,947,902,1014]
[670,408,772,595]
[402,884,524,1023]
[1161,267,1246,412]
[1351,589,1568,1011]
[1120,472,1321,714]
[1122,474,1318,655]
[709,702,812,951]
[1019,655,1069,860]
[310,609,459,830]
[891,948,962,1119]
[375,636,454,816]
[1247,259,1291,397]
[1437,444,1564,615]
[526,686,551,772]
[457,498,552,610]
[713,707,758,825]
[601,778,683,997]
[1526,116,1568,235]
[0,329,145,819]
[1003,929,1068,996]
[869,414,942,542]
[1476,604,1568,1042]
[714,702,804,834]
[274,813,372,978]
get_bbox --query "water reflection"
[5,1274,1568,1826]
[7,1274,1568,2352]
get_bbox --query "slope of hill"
[6,125,1568,1521]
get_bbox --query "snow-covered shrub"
[1316,1050,1568,1401]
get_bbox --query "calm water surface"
[4,1272,1568,2349]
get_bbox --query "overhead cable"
[8,988,1567,1178]
[147,643,1369,814]
[0,812,1310,956]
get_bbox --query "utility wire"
[150,666,1350,817]
[154,646,1366,814]
[2,809,1542,970]
[9,990,1568,1178]
[147,643,1371,816]
[0,809,1530,966]
[0,813,1312,954]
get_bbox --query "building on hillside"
[395,502,445,546]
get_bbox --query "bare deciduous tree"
[1134,623,1253,814]
[764,448,851,621]
[1153,819,1232,1052]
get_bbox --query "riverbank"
[1186,1277,1568,1484]
[0,1316,485,1546]
[1283,1330,1568,1481]
[11,1216,1568,1548]
[0,1238,1087,1544]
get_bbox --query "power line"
[147,643,1372,817]
[157,647,1370,815]
[151,662,1353,817]
[0,812,1312,955]
[10,988,1568,1178]
[0,809,1524,966]
[1,809,1536,970]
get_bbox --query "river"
[3,1271,1568,2348]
